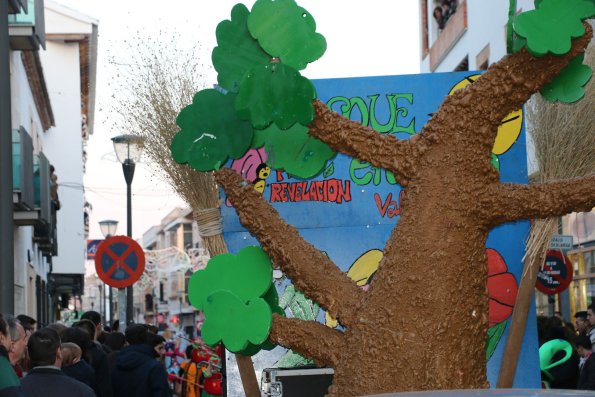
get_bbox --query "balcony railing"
[8,0,45,50]
[12,127,35,211]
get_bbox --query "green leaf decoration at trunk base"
[187,246,273,311]
[254,123,335,179]
[188,246,278,354]
[541,54,592,103]
[248,0,326,71]
[171,89,253,171]
[212,3,272,93]
[201,290,272,352]
[235,62,316,130]
[513,0,595,56]
[486,320,507,361]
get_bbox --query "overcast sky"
[51,0,421,241]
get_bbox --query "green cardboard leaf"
[541,54,592,103]
[235,62,316,130]
[201,291,272,352]
[254,123,335,179]
[212,4,272,93]
[171,89,253,171]
[514,0,595,56]
[187,246,272,311]
[247,0,326,70]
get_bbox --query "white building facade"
[40,1,97,321]
[6,0,96,323]
[420,0,534,73]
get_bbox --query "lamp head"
[99,219,118,238]
[111,135,144,164]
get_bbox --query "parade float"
[165,0,595,395]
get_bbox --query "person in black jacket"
[20,328,94,397]
[111,324,171,397]
[576,334,595,390]
[74,320,112,397]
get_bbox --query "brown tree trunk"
[328,167,492,394]
[215,24,594,397]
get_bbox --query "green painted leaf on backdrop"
[541,54,592,103]
[513,0,595,56]
[486,320,507,361]
[235,62,316,130]
[201,291,272,352]
[212,4,272,93]
[248,0,326,70]
[187,246,272,311]
[254,123,335,179]
[491,153,500,172]
[171,89,253,171]
[323,162,335,178]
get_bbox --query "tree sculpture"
[172,0,595,395]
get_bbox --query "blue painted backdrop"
[220,71,540,388]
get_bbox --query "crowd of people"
[0,311,223,397]
[537,303,595,390]
[432,0,458,31]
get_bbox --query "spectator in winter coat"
[74,319,112,397]
[20,328,94,397]
[111,324,171,397]
[576,334,595,390]
[0,313,23,397]
[5,316,27,378]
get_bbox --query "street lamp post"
[111,135,144,328]
[99,219,118,328]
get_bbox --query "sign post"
[95,236,145,331]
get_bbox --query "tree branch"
[423,23,593,148]
[308,99,417,187]
[269,313,345,367]
[215,168,364,327]
[485,175,595,226]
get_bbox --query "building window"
[454,56,469,71]
[184,224,193,249]
[476,44,490,70]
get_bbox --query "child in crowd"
[61,342,96,390]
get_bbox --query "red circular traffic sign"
[536,250,573,295]
[95,236,145,288]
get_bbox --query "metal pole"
[118,288,126,332]
[0,0,15,314]
[123,160,135,326]
[109,286,113,326]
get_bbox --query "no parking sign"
[95,236,145,288]
[536,250,573,295]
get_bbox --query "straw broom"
[498,34,595,387]
[107,32,261,397]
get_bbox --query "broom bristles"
[524,38,595,275]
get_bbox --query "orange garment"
[180,360,201,397]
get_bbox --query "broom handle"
[496,253,542,388]
[235,354,261,397]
